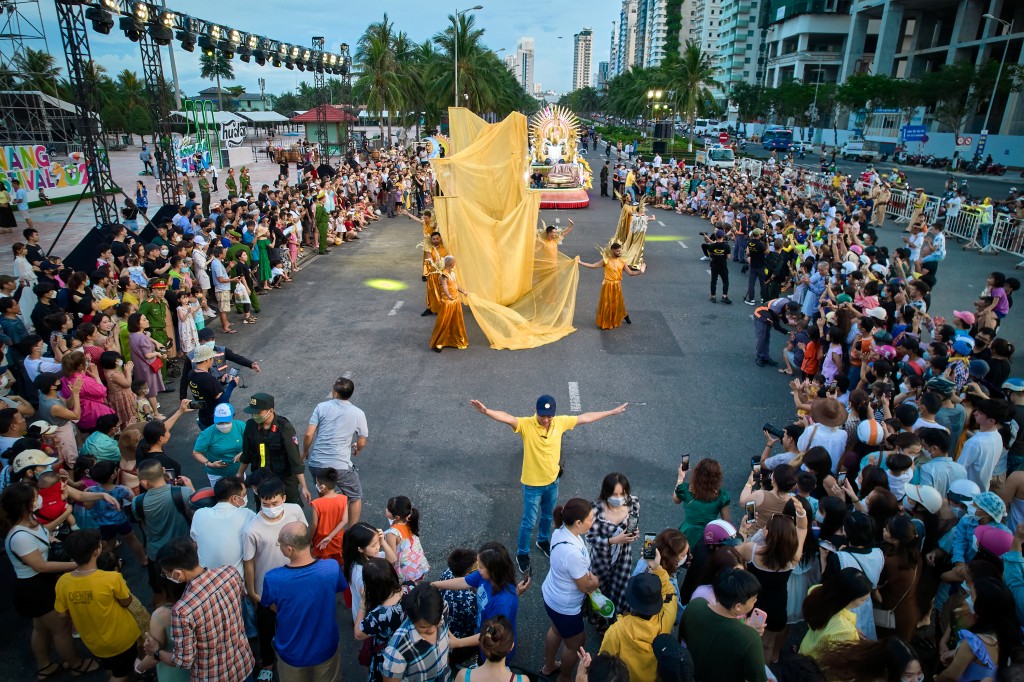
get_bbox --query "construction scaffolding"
[0,0,58,144]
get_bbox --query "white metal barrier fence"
[988,214,1024,258]
[885,189,941,224]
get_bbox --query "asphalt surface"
[3,182,1023,680]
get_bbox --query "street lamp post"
[980,14,1013,140]
[454,6,483,107]
[647,89,663,154]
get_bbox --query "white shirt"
[190,502,256,577]
[797,423,848,473]
[541,526,590,615]
[958,430,1003,491]
[912,417,948,433]
[945,195,961,219]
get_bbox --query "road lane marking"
[568,382,581,412]
[388,301,404,316]
[678,240,688,249]
[658,220,665,226]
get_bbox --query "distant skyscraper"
[617,0,638,73]
[635,0,669,68]
[573,28,594,91]
[597,61,610,91]
[608,20,619,79]
[516,37,535,94]
[504,53,517,74]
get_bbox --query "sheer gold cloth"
[431,108,579,350]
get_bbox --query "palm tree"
[116,69,145,108]
[432,12,491,111]
[199,52,234,111]
[355,15,403,141]
[665,41,720,151]
[13,47,62,96]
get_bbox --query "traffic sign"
[956,135,973,147]
[921,134,929,143]
[901,125,926,142]
[718,132,729,144]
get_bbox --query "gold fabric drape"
[430,108,579,350]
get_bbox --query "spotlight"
[175,29,196,52]
[85,7,114,34]
[301,49,311,62]
[227,29,241,47]
[277,43,288,59]
[219,43,235,60]
[208,24,221,42]
[120,16,143,42]
[253,49,266,66]
[101,0,118,10]
[289,45,300,60]
[247,34,259,50]
[132,2,149,23]
[286,61,294,70]
[149,11,174,44]
[160,10,175,27]
[198,35,216,56]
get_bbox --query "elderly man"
[260,522,348,682]
[470,394,628,574]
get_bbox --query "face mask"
[961,582,974,612]
[215,423,233,433]
[164,571,183,584]
[160,248,169,257]
[608,496,625,507]
[33,495,42,512]
[86,279,91,286]
[900,383,910,395]
[953,505,966,520]
[252,413,268,424]
[262,504,285,519]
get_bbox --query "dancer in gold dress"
[408,209,437,277]
[421,232,448,316]
[579,243,645,329]
[607,195,649,269]
[430,255,469,352]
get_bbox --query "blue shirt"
[211,258,230,291]
[261,558,348,667]
[86,484,132,526]
[464,570,519,644]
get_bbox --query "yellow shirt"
[797,606,858,660]
[625,171,636,188]
[515,415,578,486]
[55,569,141,657]
[599,566,678,682]
[123,291,140,307]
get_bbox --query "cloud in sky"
[36,0,621,98]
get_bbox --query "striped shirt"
[170,566,254,681]
[380,605,453,682]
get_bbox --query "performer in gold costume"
[421,232,449,316]
[579,243,645,330]
[430,255,469,352]
[408,209,437,277]
[537,219,574,269]
[607,195,649,269]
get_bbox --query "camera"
[187,401,200,410]
[763,423,785,439]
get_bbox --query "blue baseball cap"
[213,403,234,423]
[536,395,556,417]
[1002,378,1024,393]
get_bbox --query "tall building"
[715,0,767,90]
[636,0,669,68]
[616,0,638,73]
[573,28,594,91]
[678,0,695,51]
[597,61,610,91]
[688,0,721,62]
[516,37,535,94]
[503,53,517,74]
[763,0,851,90]
[608,21,619,78]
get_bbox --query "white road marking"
[388,301,404,316]
[342,371,353,379]
[677,240,688,249]
[555,218,561,224]
[706,269,712,275]
[568,382,581,412]
[658,220,665,226]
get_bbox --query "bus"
[762,128,794,151]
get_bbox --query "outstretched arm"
[578,258,603,269]
[469,400,518,429]
[577,403,628,425]
[562,219,574,237]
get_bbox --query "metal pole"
[453,9,459,107]
[158,0,182,110]
[981,19,1012,136]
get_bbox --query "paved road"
[3,186,1022,679]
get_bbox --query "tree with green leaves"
[354,13,402,140]
[199,52,234,111]
[729,82,769,129]
[13,47,62,96]
[666,41,720,150]
[126,106,153,141]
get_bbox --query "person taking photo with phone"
[585,473,640,620]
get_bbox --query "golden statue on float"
[528,105,592,209]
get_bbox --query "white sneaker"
[203,309,216,318]
[700,255,710,261]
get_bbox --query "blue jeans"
[980,222,993,247]
[517,481,559,556]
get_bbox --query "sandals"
[540,661,562,677]
[37,662,62,680]
[68,658,100,676]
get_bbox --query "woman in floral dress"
[585,472,641,619]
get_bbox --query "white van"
[695,145,736,169]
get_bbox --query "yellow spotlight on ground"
[645,235,681,242]
[364,278,408,292]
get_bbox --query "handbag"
[148,356,163,373]
[873,565,916,630]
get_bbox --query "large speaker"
[654,122,673,139]
[652,140,667,154]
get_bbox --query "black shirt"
[187,369,223,426]
[26,244,45,268]
[241,415,301,480]
[133,447,182,478]
[702,241,730,263]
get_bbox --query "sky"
[35,0,622,99]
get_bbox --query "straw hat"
[810,398,847,428]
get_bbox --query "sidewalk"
[0,145,285,266]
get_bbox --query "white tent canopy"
[236,111,289,124]
[168,111,246,125]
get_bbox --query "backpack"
[129,486,192,524]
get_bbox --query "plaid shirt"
[170,566,254,681]
[380,604,453,682]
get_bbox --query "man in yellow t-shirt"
[55,530,141,680]
[470,394,628,573]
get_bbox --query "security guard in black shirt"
[701,229,732,304]
[236,392,309,505]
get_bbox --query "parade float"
[528,105,591,209]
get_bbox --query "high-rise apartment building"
[503,53,517,74]
[635,0,669,68]
[715,0,767,89]
[597,61,610,91]
[573,28,594,90]
[516,37,535,94]
[616,0,638,73]
[608,21,619,78]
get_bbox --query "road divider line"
[568,382,581,412]
[388,301,404,316]
[706,269,712,275]
[658,220,665,226]
[677,240,688,249]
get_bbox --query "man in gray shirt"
[131,459,195,606]
[303,377,368,525]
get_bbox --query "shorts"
[308,465,362,501]
[216,289,232,310]
[97,644,138,678]
[99,520,133,540]
[544,601,585,639]
[12,573,58,619]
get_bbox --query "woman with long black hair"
[799,567,873,661]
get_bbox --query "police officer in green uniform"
[236,393,309,505]
[139,280,175,381]
[198,169,211,216]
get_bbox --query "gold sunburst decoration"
[530,105,582,165]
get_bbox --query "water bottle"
[588,590,615,619]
